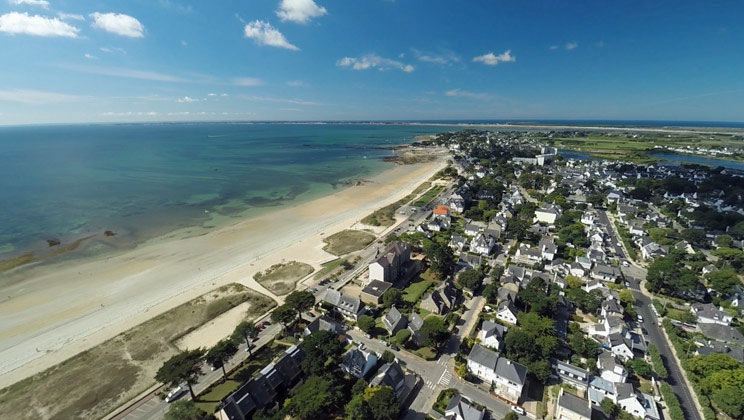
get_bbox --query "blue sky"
[0,0,743,124]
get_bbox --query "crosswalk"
[438,370,452,387]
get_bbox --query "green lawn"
[322,230,376,256]
[313,258,344,280]
[411,186,445,207]
[403,279,435,304]
[195,380,241,414]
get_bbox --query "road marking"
[437,369,452,387]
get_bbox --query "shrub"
[660,383,684,420]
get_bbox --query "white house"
[692,303,733,326]
[616,383,661,420]
[597,351,628,383]
[535,204,562,224]
[478,321,507,351]
[467,344,500,383]
[470,232,495,255]
[493,357,528,404]
[496,300,518,325]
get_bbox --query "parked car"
[511,405,525,415]
[164,385,185,403]
[637,315,644,323]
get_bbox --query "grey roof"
[370,361,406,394]
[323,289,363,314]
[481,320,507,340]
[589,375,614,393]
[467,344,499,368]
[361,280,392,298]
[554,359,589,381]
[495,357,527,385]
[699,323,744,346]
[597,351,623,372]
[383,306,407,334]
[409,312,424,331]
[445,394,485,420]
[615,382,634,400]
[558,391,592,419]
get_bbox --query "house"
[428,215,451,232]
[442,394,486,420]
[478,321,507,351]
[702,264,718,275]
[597,351,628,383]
[360,280,393,305]
[217,345,305,420]
[641,241,668,260]
[540,237,557,261]
[616,383,661,420]
[368,242,412,284]
[408,312,428,347]
[450,234,468,251]
[552,360,590,391]
[470,232,495,255]
[694,340,744,363]
[699,323,744,346]
[606,190,623,204]
[496,300,518,325]
[464,221,485,237]
[535,204,562,224]
[369,361,418,405]
[515,244,542,263]
[493,357,528,403]
[466,344,500,383]
[555,388,592,420]
[341,346,378,379]
[591,264,620,282]
[322,289,366,320]
[691,303,733,326]
[608,333,634,361]
[434,205,451,216]
[383,306,408,335]
[588,375,616,405]
[303,316,340,336]
[420,281,459,315]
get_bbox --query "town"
[152,129,744,420]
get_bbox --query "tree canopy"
[155,349,205,399]
[300,330,345,377]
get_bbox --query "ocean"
[0,123,445,260]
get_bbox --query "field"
[403,270,438,304]
[0,284,275,420]
[360,180,431,227]
[322,229,376,256]
[254,261,315,295]
[313,257,357,281]
[411,185,445,207]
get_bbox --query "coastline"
[0,150,447,388]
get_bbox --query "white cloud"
[337,54,414,73]
[243,20,298,50]
[276,0,327,24]
[549,45,559,50]
[176,96,198,103]
[8,0,49,8]
[62,64,186,82]
[84,53,97,59]
[100,46,126,54]
[232,77,263,87]
[90,12,144,38]
[181,40,187,46]
[58,12,84,21]
[0,88,80,104]
[565,41,578,50]
[472,50,515,66]
[286,80,304,87]
[0,12,80,37]
[220,93,228,97]
[207,93,217,97]
[413,49,459,65]
[445,89,489,100]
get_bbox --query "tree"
[155,349,205,400]
[232,321,258,356]
[285,290,316,318]
[712,387,744,419]
[165,400,212,420]
[365,386,399,420]
[600,398,619,417]
[205,339,238,380]
[285,375,343,420]
[358,315,376,334]
[271,304,296,329]
[565,275,584,289]
[587,194,605,208]
[393,329,411,346]
[618,289,635,305]
[517,277,558,316]
[458,269,483,291]
[425,241,455,278]
[420,317,449,349]
[381,350,395,364]
[482,283,499,303]
[381,288,403,309]
[300,330,345,377]
[717,235,734,248]
[627,358,654,379]
[503,412,519,420]
[706,268,740,296]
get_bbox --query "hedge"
[660,383,684,420]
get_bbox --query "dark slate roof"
[495,357,528,385]
[699,323,744,346]
[558,391,592,419]
[467,344,499,368]
[361,280,393,298]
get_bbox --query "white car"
[511,405,525,415]
[622,260,630,267]
[637,315,644,323]
[164,385,185,403]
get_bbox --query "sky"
[0,0,743,125]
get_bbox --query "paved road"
[603,224,702,420]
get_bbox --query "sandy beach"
[0,154,446,389]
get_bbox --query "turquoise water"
[0,123,443,259]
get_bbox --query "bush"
[652,299,668,316]
[660,383,684,420]
[648,344,668,379]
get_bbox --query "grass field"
[403,270,438,304]
[313,258,355,281]
[322,230,376,256]
[254,261,314,295]
[411,186,445,208]
[0,284,275,420]
[360,181,432,227]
